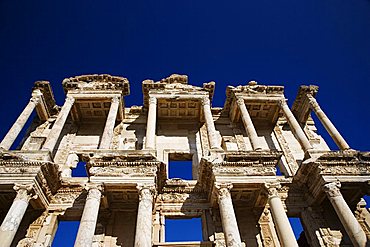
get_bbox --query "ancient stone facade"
[0,74,369,247]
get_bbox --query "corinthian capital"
[111,96,120,104]
[307,95,321,111]
[277,99,288,107]
[13,183,37,202]
[264,182,281,199]
[137,184,156,201]
[148,96,157,105]
[201,97,211,106]
[215,182,233,200]
[236,97,245,106]
[85,183,103,201]
[323,181,341,198]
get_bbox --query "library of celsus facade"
[0,73,369,247]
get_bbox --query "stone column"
[278,99,312,152]
[265,183,298,247]
[145,96,157,149]
[0,184,36,247]
[100,96,120,149]
[74,184,103,247]
[134,184,156,247]
[0,90,42,150]
[324,182,367,247]
[215,182,242,246]
[43,96,75,152]
[236,97,263,150]
[308,95,350,150]
[202,97,221,149]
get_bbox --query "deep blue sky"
[1,0,370,244]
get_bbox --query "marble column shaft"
[0,184,35,247]
[202,97,220,149]
[236,97,263,150]
[266,184,298,247]
[145,97,157,149]
[43,96,75,152]
[308,95,350,150]
[215,183,242,246]
[279,100,312,152]
[324,182,367,247]
[74,184,102,247]
[100,96,120,149]
[134,184,155,247]
[0,91,42,150]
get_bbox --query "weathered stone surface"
[0,75,368,247]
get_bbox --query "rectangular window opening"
[363,195,370,208]
[168,153,193,180]
[71,161,88,177]
[288,217,307,243]
[52,220,80,247]
[165,217,202,242]
[275,165,283,176]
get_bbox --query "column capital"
[264,182,281,199]
[137,183,156,201]
[13,183,37,202]
[215,182,233,200]
[236,97,245,106]
[111,96,120,104]
[323,181,341,198]
[84,183,103,200]
[277,99,288,107]
[307,94,321,111]
[30,89,43,105]
[201,96,211,106]
[65,95,75,104]
[148,96,157,105]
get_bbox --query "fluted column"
[265,183,298,247]
[215,182,242,246]
[202,97,221,149]
[0,184,36,247]
[278,99,312,152]
[145,97,157,149]
[134,184,156,247]
[74,184,103,247]
[43,96,75,152]
[324,182,367,247]
[100,96,120,149]
[308,95,350,150]
[236,97,263,150]
[0,90,42,150]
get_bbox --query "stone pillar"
[43,96,75,152]
[0,184,36,247]
[308,95,350,150]
[265,183,298,247]
[215,182,242,246]
[324,182,367,247]
[236,97,263,150]
[74,184,103,247]
[100,96,120,149]
[278,99,312,153]
[134,184,156,247]
[0,90,42,150]
[145,97,157,149]
[202,97,221,149]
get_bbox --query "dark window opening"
[288,217,304,240]
[165,218,202,242]
[52,221,80,247]
[276,165,283,176]
[72,161,88,177]
[168,153,193,180]
[363,195,370,208]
